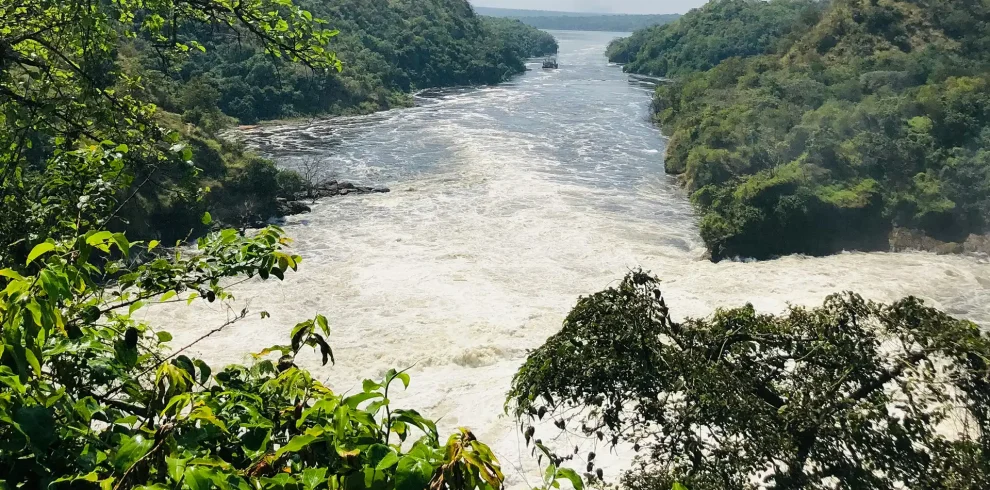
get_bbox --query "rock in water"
[276,198,311,217]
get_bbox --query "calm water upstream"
[152,31,990,486]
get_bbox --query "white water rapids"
[149,31,990,487]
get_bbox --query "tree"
[508,271,990,489]
[0,1,503,488]
[0,0,340,260]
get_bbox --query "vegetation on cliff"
[480,17,559,58]
[605,0,822,76]
[135,0,559,125]
[509,270,990,489]
[614,0,990,260]
[0,1,506,488]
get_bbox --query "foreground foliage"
[1,1,504,488]
[0,0,340,256]
[0,228,503,489]
[614,0,990,260]
[509,271,990,489]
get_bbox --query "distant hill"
[473,7,605,18]
[474,6,680,32]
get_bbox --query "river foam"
[149,31,990,488]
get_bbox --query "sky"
[471,0,708,14]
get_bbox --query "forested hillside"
[479,17,560,58]
[476,7,681,32]
[134,0,558,124]
[616,0,990,260]
[606,0,822,76]
[31,0,556,243]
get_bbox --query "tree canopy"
[606,0,823,77]
[613,0,990,260]
[508,271,990,489]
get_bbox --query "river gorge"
[151,31,990,487]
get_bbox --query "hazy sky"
[471,0,708,14]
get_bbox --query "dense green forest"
[476,7,681,32]
[614,0,990,260]
[478,17,560,59]
[137,0,558,125]
[605,0,822,76]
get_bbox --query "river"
[153,31,990,487]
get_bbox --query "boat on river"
[542,54,558,69]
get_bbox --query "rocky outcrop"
[889,228,990,256]
[277,181,391,217]
[297,180,391,201]
[275,198,312,217]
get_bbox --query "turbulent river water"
[154,31,990,486]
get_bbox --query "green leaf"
[556,467,584,490]
[315,314,330,335]
[344,391,383,409]
[189,406,227,432]
[166,456,190,482]
[201,212,212,225]
[192,359,212,384]
[391,409,437,438]
[0,268,25,281]
[241,427,272,459]
[26,242,55,265]
[363,379,382,393]
[672,483,688,490]
[367,443,392,466]
[128,301,146,315]
[160,290,177,302]
[112,233,130,257]
[375,450,400,471]
[13,406,56,450]
[156,331,173,342]
[86,231,113,246]
[183,466,216,490]
[302,467,328,490]
[395,456,433,490]
[385,368,410,389]
[23,348,41,377]
[113,435,153,472]
[275,433,318,457]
